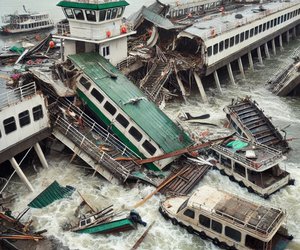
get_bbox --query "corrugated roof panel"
[68,53,193,153]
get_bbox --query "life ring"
[213,238,220,246]
[171,218,178,225]
[120,25,127,34]
[187,226,194,234]
[199,231,207,239]
[106,30,111,38]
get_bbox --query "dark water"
[0,1,300,249]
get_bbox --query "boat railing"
[201,2,296,40]
[55,97,141,160]
[0,82,36,111]
[56,22,70,36]
[52,113,132,180]
[116,56,137,71]
[212,142,283,170]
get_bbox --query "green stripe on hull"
[77,90,160,171]
[57,1,129,10]
[76,218,135,234]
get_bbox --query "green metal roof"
[68,53,193,153]
[28,181,75,208]
[57,1,129,10]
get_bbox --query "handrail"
[0,82,36,110]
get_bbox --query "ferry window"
[106,9,112,20]
[213,44,218,55]
[104,101,116,116]
[270,20,273,27]
[142,140,157,156]
[102,46,110,57]
[219,41,224,52]
[79,76,91,90]
[129,127,143,142]
[263,23,266,31]
[245,30,249,39]
[267,22,270,30]
[86,218,91,224]
[234,163,245,177]
[277,17,280,24]
[225,39,229,49]
[183,209,195,219]
[117,7,124,18]
[250,28,254,37]
[220,155,231,168]
[229,37,234,47]
[259,24,262,33]
[235,34,239,44]
[116,114,129,128]
[111,8,118,19]
[32,105,43,121]
[212,220,222,234]
[74,9,84,20]
[281,15,283,23]
[80,220,86,227]
[99,10,106,21]
[240,32,244,42]
[3,117,17,134]
[274,18,277,26]
[284,14,287,21]
[254,26,258,35]
[19,110,30,127]
[245,235,264,249]
[85,10,96,22]
[199,214,210,228]
[225,226,241,242]
[207,46,212,57]
[91,88,104,103]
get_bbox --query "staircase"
[139,60,172,102]
[49,98,141,184]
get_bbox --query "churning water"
[0,0,300,249]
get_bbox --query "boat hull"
[0,25,54,35]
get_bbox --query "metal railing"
[0,82,36,110]
[56,22,70,35]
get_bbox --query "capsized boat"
[70,206,146,234]
[159,185,293,250]
[209,135,294,198]
[224,97,289,153]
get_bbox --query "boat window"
[74,9,84,20]
[213,44,218,55]
[255,26,258,35]
[117,7,124,18]
[274,18,277,26]
[234,162,245,177]
[32,105,44,121]
[177,198,189,213]
[229,37,234,47]
[104,101,116,116]
[207,46,212,57]
[85,10,96,22]
[199,214,211,228]
[220,155,231,168]
[212,220,222,233]
[219,41,224,52]
[129,126,143,142]
[270,20,273,27]
[280,15,283,23]
[277,17,280,24]
[79,76,91,90]
[0,129,1,138]
[245,235,264,249]
[250,28,254,37]
[19,110,30,127]
[80,220,86,227]
[259,24,262,33]
[245,30,249,39]
[116,114,129,128]
[235,34,239,45]
[240,32,244,42]
[99,10,106,21]
[111,8,118,19]
[102,46,110,57]
[183,209,195,219]
[225,39,229,49]
[86,218,91,224]
[3,117,17,134]
[91,88,104,103]
[106,9,112,20]
[267,22,270,30]
[225,226,241,242]
[142,140,157,156]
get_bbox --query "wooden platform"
[159,159,211,196]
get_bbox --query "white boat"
[159,185,293,250]
[1,11,54,35]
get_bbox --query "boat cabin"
[209,137,293,198]
[159,185,293,250]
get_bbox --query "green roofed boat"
[62,52,193,171]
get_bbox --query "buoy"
[120,25,127,34]
[106,30,111,38]
[49,40,55,49]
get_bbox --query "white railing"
[0,82,36,111]
[56,22,70,35]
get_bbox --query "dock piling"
[272,39,276,55]
[248,52,254,70]
[193,71,208,103]
[227,63,236,85]
[238,58,245,79]
[34,142,49,169]
[264,43,270,59]
[213,70,223,93]
[257,46,263,65]
[279,34,283,50]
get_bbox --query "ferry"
[159,185,293,250]
[223,97,290,153]
[1,12,54,35]
[209,136,293,198]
